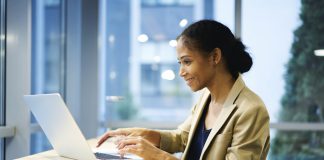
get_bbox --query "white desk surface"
[16,139,116,160]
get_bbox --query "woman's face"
[176,39,216,92]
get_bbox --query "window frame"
[5,0,31,159]
[0,0,6,128]
[0,0,6,159]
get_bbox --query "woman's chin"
[189,86,203,92]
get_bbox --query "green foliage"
[272,0,324,158]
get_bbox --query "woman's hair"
[177,19,252,78]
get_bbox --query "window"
[30,0,66,154]
[242,0,324,158]
[241,0,301,123]
[100,0,196,128]
[100,0,324,159]
[2,0,323,159]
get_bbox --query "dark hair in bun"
[177,19,252,78]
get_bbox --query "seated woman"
[97,19,270,160]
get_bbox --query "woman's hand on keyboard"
[97,128,161,148]
[116,136,177,160]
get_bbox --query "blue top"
[187,97,211,160]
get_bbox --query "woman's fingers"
[117,137,162,159]
[117,136,176,160]
[96,129,129,147]
[119,144,140,157]
[116,136,142,149]
[96,134,110,147]
[118,140,146,158]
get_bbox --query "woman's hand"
[96,128,161,148]
[117,136,177,160]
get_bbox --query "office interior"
[0,0,323,159]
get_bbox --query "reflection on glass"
[30,0,65,154]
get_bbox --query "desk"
[16,139,116,160]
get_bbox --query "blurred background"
[1,0,324,159]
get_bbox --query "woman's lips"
[185,77,194,85]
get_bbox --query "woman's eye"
[177,59,191,65]
[183,60,191,65]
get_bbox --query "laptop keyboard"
[94,152,129,159]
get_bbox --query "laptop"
[24,93,140,160]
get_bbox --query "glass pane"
[102,0,196,124]
[242,0,306,123]
[242,1,324,157]
[0,0,5,159]
[30,0,66,154]
[270,130,324,159]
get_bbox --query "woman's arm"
[97,104,198,152]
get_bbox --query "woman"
[97,20,270,160]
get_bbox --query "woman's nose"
[179,66,186,77]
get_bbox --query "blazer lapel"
[200,104,237,158]
[200,75,246,159]
[182,89,210,158]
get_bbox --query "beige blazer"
[158,75,270,160]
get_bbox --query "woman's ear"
[211,48,222,65]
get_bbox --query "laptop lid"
[24,93,97,160]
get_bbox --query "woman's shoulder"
[236,87,269,114]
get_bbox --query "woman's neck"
[207,73,235,105]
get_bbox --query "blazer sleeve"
[226,103,270,160]
[157,103,197,153]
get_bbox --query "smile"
[185,78,194,85]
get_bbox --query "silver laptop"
[24,93,139,160]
